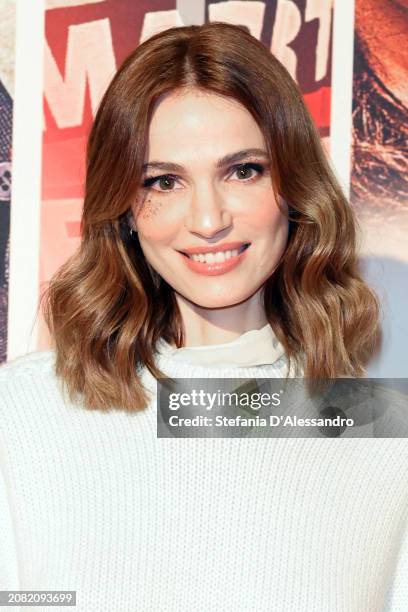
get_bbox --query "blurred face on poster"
[393,1,408,11]
[132,88,289,316]
[352,0,408,212]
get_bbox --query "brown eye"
[237,166,254,179]
[159,176,175,190]
[231,163,264,181]
[142,174,180,192]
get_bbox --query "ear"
[126,209,137,232]
[276,195,290,215]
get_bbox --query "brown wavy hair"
[41,22,381,412]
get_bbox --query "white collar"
[156,323,285,368]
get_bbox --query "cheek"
[134,202,179,246]
[134,193,164,222]
[242,188,287,230]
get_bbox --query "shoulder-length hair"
[41,22,381,412]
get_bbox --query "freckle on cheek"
[140,197,163,219]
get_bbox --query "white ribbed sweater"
[0,334,407,611]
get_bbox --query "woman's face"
[132,88,289,309]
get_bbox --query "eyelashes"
[142,175,179,191]
[141,162,267,194]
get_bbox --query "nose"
[184,183,233,238]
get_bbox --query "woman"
[0,22,406,611]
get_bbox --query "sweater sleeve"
[0,459,20,591]
[383,516,408,611]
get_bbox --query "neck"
[175,289,268,347]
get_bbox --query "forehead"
[146,88,266,162]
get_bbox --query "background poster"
[0,0,15,363]
[351,0,408,375]
[37,0,334,348]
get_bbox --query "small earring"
[129,227,137,239]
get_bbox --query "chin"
[185,290,253,310]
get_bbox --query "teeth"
[190,248,242,263]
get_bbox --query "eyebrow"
[142,148,269,173]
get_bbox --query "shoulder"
[0,349,56,382]
[0,350,59,410]
[0,350,79,437]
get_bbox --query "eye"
[229,163,265,182]
[142,174,182,193]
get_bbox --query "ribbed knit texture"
[0,348,407,612]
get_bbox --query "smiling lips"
[178,241,251,276]
[180,241,250,258]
